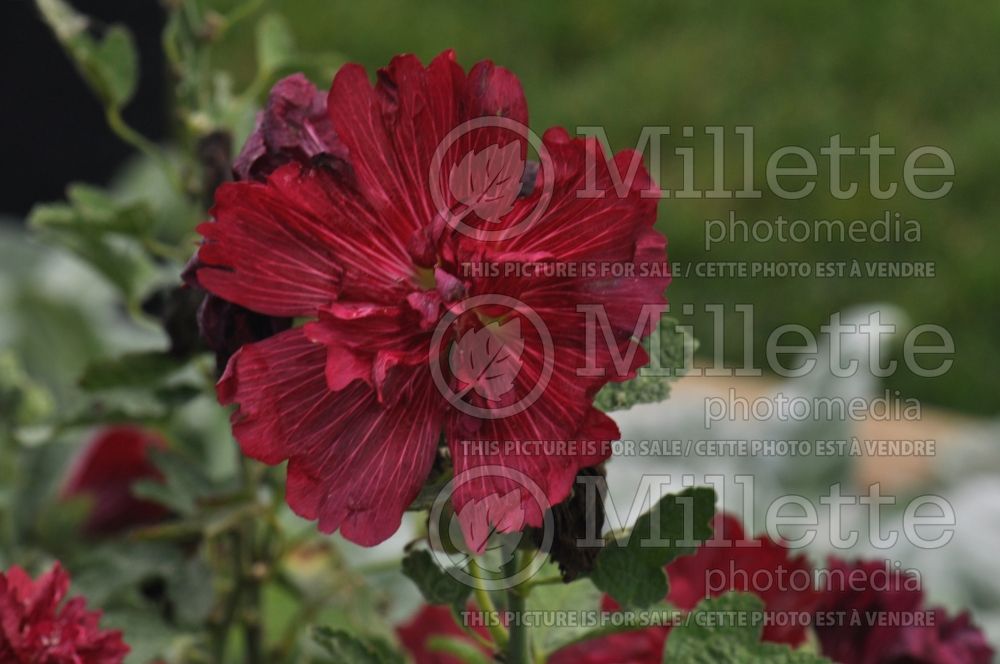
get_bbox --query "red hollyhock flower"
[196,51,667,548]
[62,426,169,536]
[814,558,994,664]
[0,563,129,663]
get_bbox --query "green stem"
[209,531,244,662]
[242,572,264,664]
[238,457,265,664]
[504,551,531,664]
[468,559,509,650]
[219,0,266,35]
[105,106,185,195]
[0,425,18,563]
[274,591,323,661]
[449,606,496,652]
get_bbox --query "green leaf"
[168,557,215,629]
[256,13,295,74]
[28,191,156,302]
[79,351,182,391]
[402,549,471,611]
[133,447,214,516]
[594,317,694,412]
[35,0,139,109]
[61,393,170,428]
[65,185,153,235]
[91,26,139,107]
[527,573,604,655]
[71,543,189,662]
[553,602,680,655]
[33,495,91,552]
[101,608,178,664]
[72,540,186,605]
[313,627,404,664]
[130,480,185,514]
[591,488,715,608]
[0,352,53,426]
[664,593,831,663]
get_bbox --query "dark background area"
[0,0,166,217]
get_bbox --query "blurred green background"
[5,0,999,415]
[212,0,1000,414]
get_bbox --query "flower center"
[415,266,437,290]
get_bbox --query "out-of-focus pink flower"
[62,426,169,536]
[548,626,667,664]
[664,512,819,646]
[232,73,347,182]
[814,557,994,664]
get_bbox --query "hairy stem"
[469,559,509,650]
[104,107,185,195]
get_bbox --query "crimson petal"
[219,328,443,545]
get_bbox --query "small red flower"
[549,513,819,663]
[0,563,129,663]
[232,73,347,182]
[196,51,667,547]
[548,626,667,664]
[664,512,819,646]
[62,426,169,536]
[398,603,664,664]
[814,557,994,664]
[396,604,492,664]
